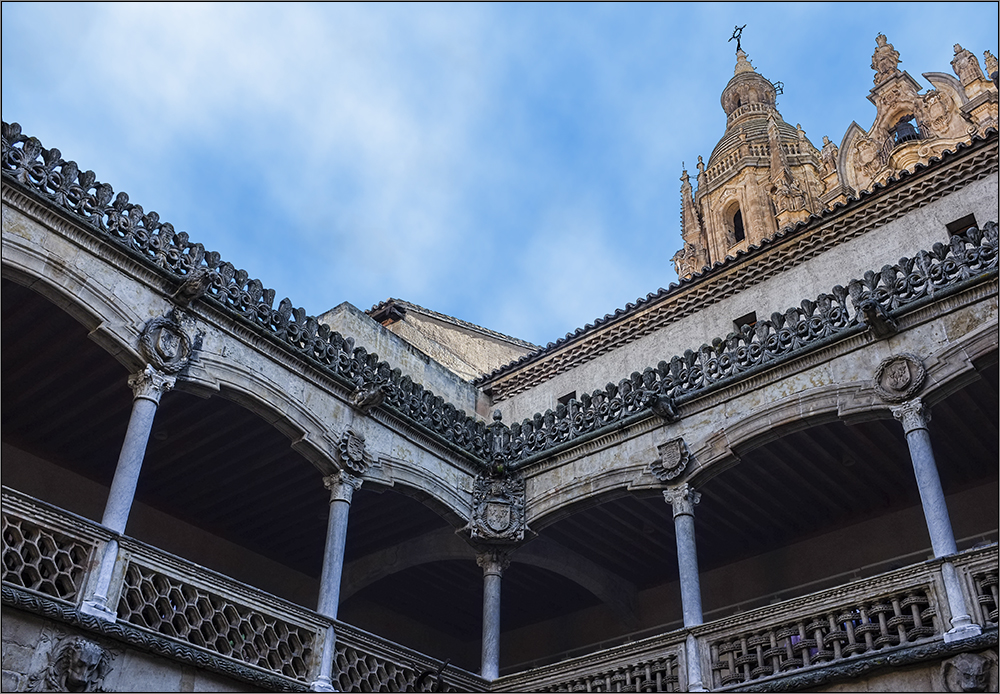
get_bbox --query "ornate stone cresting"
[650,438,691,482]
[663,483,701,519]
[138,315,192,375]
[874,353,927,404]
[26,635,114,693]
[468,472,527,544]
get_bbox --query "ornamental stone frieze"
[468,473,527,545]
[138,315,192,374]
[649,438,691,482]
[873,353,926,403]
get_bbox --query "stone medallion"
[873,353,926,403]
[138,316,192,374]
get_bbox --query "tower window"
[733,210,746,242]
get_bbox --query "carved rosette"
[650,438,691,482]
[138,316,192,374]
[873,353,926,403]
[663,483,701,519]
[468,474,527,544]
[323,469,364,504]
[337,428,373,476]
[891,397,931,434]
[476,549,511,577]
[128,365,175,404]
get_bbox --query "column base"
[309,676,338,692]
[943,617,982,643]
[79,599,117,623]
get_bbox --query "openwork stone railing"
[494,634,685,693]
[1,487,480,692]
[3,122,998,472]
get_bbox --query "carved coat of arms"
[469,474,526,543]
[873,353,926,403]
[139,315,192,374]
[650,438,691,482]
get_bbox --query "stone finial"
[663,483,701,518]
[734,48,755,76]
[891,398,930,434]
[128,364,175,404]
[873,353,926,403]
[984,50,998,79]
[871,33,901,85]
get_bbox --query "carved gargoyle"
[648,393,680,423]
[169,267,214,308]
[350,382,388,414]
[858,297,898,339]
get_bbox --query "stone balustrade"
[1,487,483,692]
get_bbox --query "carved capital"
[873,353,926,403]
[891,398,931,434]
[323,470,364,504]
[128,365,175,404]
[476,550,511,576]
[663,483,701,518]
[650,438,691,482]
[468,473,527,544]
[138,316,192,374]
[336,428,373,476]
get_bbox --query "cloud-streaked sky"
[3,3,997,347]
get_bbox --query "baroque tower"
[672,47,824,280]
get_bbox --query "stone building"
[2,36,998,693]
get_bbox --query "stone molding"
[127,364,175,404]
[479,136,998,399]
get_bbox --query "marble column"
[81,365,174,621]
[664,484,707,692]
[311,470,364,692]
[478,549,509,681]
[892,398,981,642]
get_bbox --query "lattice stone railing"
[493,634,685,692]
[1,487,481,692]
[4,121,998,473]
[952,546,1000,630]
[699,561,953,690]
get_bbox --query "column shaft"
[477,551,508,680]
[318,498,352,618]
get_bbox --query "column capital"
[891,397,931,433]
[128,365,175,404]
[323,470,364,504]
[476,549,511,576]
[663,483,701,518]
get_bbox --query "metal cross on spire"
[729,24,747,54]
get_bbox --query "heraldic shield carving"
[650,438,691,482]
[469,473,526,543]
[138,315,192,374]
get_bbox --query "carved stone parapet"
[663,483,701,518]
[650,438,691,482]
[891,398,931,434]
[873,353,926,403]
[127,365,175,404]
[336,428,373,476]
[323,470,364,504]
[468,473,527,544]
[476,549,511,577]
[138,315,192,374]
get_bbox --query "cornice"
[480,134,998,400]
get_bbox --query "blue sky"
[3,3,997,347]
